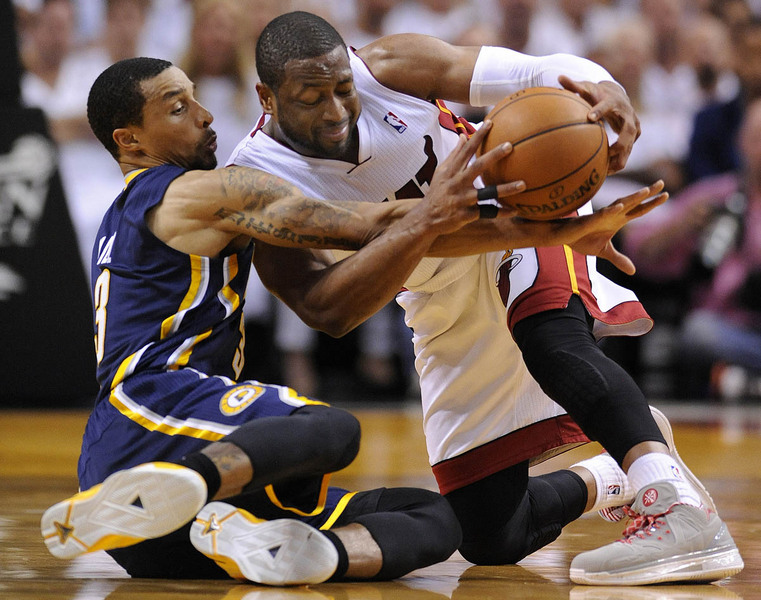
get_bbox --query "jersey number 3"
[93,269,111,364]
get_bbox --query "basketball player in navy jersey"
[39,56,656,585]
[227,12,742,586]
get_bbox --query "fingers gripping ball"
[477,87,609,220]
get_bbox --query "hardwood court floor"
[1,402,760,600]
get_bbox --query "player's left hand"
[558,74,641,175]
[564,180,668,275]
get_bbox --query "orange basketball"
[477,87,609,220]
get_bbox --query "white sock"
[572,454,633,513]
[627,453,702,508]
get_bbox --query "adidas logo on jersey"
[96,233,116,265]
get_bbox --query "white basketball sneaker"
[571,481,743,585]
[41,462,207,558]
[598,406,716,522]
[190,502,339,585]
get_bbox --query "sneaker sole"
[570,545,744,585]
[41,462,206,559]
[190,502,338,585]
[649,406,717,513]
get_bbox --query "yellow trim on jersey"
[123,168,149,188]
[161,254,206,339]
[319,491,358,530]
[110,344,152,390]
[563,245,580,294]
[167,328,213,370]
[108,383,234,440]
[263,474,331,517]
[219,254,241,315]
[435,99,470,135]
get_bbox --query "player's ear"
[113,128,140,153]
[256,82,276,115]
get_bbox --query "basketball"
[477,87,609,220]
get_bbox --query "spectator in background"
[339,0,398,48]
[139,0,193,63]
[682,13,740,108]
[638,0,701,181]
[19,0,130,269]
[179,0,259,165]
[382,0,476,43]
[590,18,686,193]
[686,17,761,184]
[490,0,537,53]
[707,0,754,34]
[522,0,619,58]
[623,97,761,399]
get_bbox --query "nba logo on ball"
[477,87,609,220]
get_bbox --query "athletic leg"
[511,296,743,584]
[43,372,359,562]
[512,294,666,466]
[329,486,463,580]
[444,462,587,565]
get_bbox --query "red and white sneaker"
[598,406,716,522]
[572,481,743,585]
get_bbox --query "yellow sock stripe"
[563,245,580,294]
[319,491,358,530]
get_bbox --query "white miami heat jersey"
[228,49,478,292]
[229,48,648,494]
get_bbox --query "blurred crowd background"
[3,0,761,407]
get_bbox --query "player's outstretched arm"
[153,123,517,258]
[426,180,668,273]
[255,125,522,337]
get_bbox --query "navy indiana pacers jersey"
[90,164,252,401]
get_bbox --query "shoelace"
[618,506,670,544]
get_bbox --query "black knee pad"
[513,297,665,463]
[528,347,610,420]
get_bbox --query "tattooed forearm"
[214,207,357,248]
[217,166,367,249]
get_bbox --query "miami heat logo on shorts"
[219,385,265,415]
[495,250,523,307]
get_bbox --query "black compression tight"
[336,487,463,580]
[445,462,587,565]
[512,294,665,464]
[222,404,361,489]
[180,404,361,499]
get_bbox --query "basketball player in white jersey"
[229,11,743,585]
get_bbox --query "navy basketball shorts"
[78,368,327,491]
